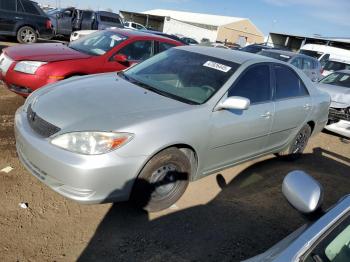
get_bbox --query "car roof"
[107,28,181,42]
[262,49,320,60]
[176,46,275,64]
[327,59,350,64]
[335,69,350,74]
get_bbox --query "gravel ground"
[0,73,349,261]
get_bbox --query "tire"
[17,26,37,44]
[276,124,312,160]
[131,148,191,212]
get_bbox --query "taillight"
[46,20,52,29]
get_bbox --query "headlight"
[14,61,47,74]
[50,132,134,155]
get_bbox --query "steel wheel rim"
[293,129,308,154]
[150,163,180,200]
[20,29,35,43]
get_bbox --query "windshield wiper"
[117,72,198,105]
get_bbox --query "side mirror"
[216,96,250,111]
[113,54,128,63]
[282,171,324,214]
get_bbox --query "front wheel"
[276,124,312,160]
[17,26,37,44]
[131,148,191,212]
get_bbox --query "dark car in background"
[259,49,322,82]
[181,37,198,45]
[48,7,123,37]
[240,44,275,53]
[0,0,53,43]
[139,29,188,45]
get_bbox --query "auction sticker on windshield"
[203,61,232,72]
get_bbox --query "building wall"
[216,20,264,45]
[163,18,217,42]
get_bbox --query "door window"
[304,214,350,262]
[274,65,309,100]
[0,0,16,11]
[159,42,176,53]
[117,41,153,61]
[82,11,93,20]
[228,64,272,104]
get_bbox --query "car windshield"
[68,30,127,56]
[320,72,350,88]
[259,50,291,62]
[324,61,350,71]
[122,49,240,105]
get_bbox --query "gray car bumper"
[14,107,148,204]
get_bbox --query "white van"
[299,44,350,67]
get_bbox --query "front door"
[0,0,17,33]
[114,40,154,67]
[204,64,274,173]
[57,8,74,35]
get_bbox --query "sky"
[37,0,350,37]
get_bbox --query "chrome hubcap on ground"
[20,29,35,43]
[150,164,178,199]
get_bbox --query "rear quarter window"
[274,65,309,100]
[20,0,41,15]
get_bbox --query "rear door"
[0,0,18,33]
[266,64,312,150]
[205,63,274,172]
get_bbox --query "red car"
[0,29,183,97]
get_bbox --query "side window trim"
[272,63,310,102]
[227,62,273,105]
[300,211,350,262]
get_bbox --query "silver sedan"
[15,46,330,212]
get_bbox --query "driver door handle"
[261,112,273,118]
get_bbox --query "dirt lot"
[0,78,350,261]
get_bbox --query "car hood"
[4,43,91,62]
[316,83,350,108]
[29,73,191,132]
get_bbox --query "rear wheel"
[17,26,37,44]
[131,148,191,212]
[276,124,312,160]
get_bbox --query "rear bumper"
[38,28,54,40]
[15,107,148,204]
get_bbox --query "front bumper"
[325,120,350,138]
[1,65,57,97]
[15,107,148,204]
[329,107,350,122]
